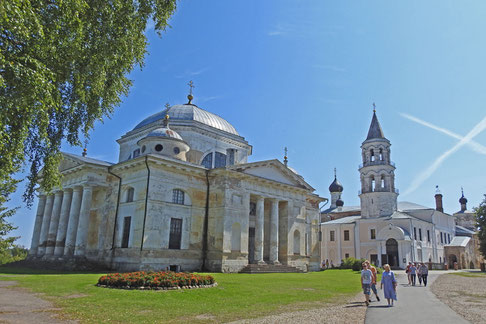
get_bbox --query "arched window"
[293,230,301,255]
[380,175,385,189]
[201,153,213,169]
[172,189,185,205]
[371,176,376,192]
[126,187,135,202]
[133,148,141,158]
[231,223,241,251]
[370,149,375,162]
[215,152,227,168]
[379,148,383,161]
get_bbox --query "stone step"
[239,264,304,274]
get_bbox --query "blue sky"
[8,1,486,247]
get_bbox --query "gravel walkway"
[229,292,366,324]
[0,280,76,324]
[431,272,486,324]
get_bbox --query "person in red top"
[365,260,380,302]
[405,262,412,285]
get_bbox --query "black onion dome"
[329,177,343,193]
[459,195,468,205]
[336,198,344,207]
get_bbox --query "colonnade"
[253,196,280,264]
[29,185,94,258]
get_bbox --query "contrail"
[403,115,486,196]
[400,113,486,155]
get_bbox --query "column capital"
[54,190,64,196]
[72,186,83,193]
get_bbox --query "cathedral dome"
[329,177,343,193]
[133,104,239,135]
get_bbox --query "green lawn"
[0,267,362,323]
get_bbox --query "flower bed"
[97,271,216,290]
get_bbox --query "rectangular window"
[169,218,183,249]
[133,149,140,158]
[121,217,131,248]
[344,230,350,241]
[370,228,376,240]
[440,232,443,244]
[419,228,422,241]
[427,230,431,242]
[414,227,417,240]
[448,234,451,244]
[214,152,227,168]
[330,230,335,242]
[172,189,185,205]
[370,254,378,266]
[345,253,350,259]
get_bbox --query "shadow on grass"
[0,266,106,275]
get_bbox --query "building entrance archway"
[385,238,399,268]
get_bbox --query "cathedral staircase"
[239,263,305,274]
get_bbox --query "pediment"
[228,160,314,190]
[59,154,83,172]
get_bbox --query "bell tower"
[359,106,398,218]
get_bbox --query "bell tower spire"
[359,106,398,218]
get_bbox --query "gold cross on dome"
[187,80,195,95]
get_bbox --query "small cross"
[284,147,288,157]
[187,80,195,95]
[334,167,337,178]
[165,102,170,110]
[373,102,376,113]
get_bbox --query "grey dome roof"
[145,127,183,141]
[134,104,239,135]
[329,177,343,192]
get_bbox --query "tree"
[0,0,177,209]
[475,195,486,259]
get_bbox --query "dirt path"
[0,281,76,324]
[431,272,486,324]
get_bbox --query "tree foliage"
[475,194,486,259]
[0,0,177,207]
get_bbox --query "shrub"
[340,257,367,271]
[97,271,215,289]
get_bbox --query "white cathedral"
[27,92,324,273]
[320,110,482,269]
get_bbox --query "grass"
[0,267,363,323]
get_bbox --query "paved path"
[365,271,469,324]
[0,280,75,324]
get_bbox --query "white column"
[54,189,73,256]
[45,191,63,255]
[64,187,83,256]
[29,195,47,256]
[254,196,265,264]
[269,198,279,264]
[74,186,93,257]
[37,194,54,255]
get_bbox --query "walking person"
[406,262,412,285]
[365,260,380,302]
[417,263,423,286]
[409,263,417,286]
[380,264,397,307]
[419,263,429,287]
[361,262,373,306]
